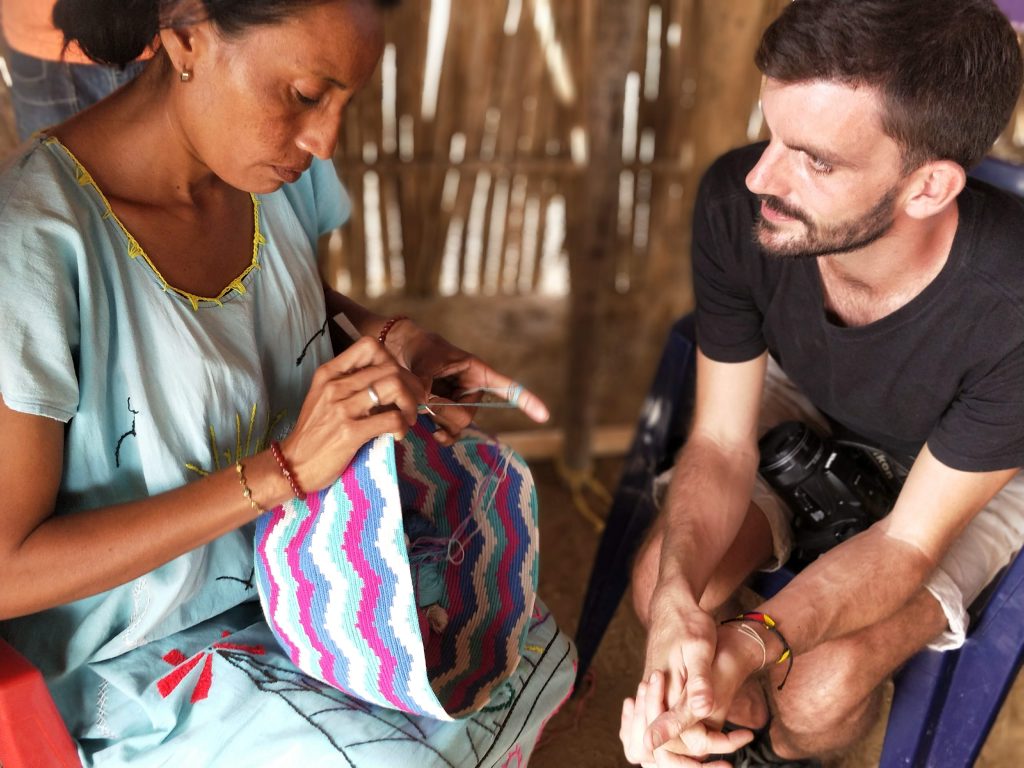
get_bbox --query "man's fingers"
[653,749,712,768]
[644,709,683,753]
[620,697,635,754]
[667,667,686,709]
[679,642,714,718]
[645,671,666,726]
[631,683,650,760]
[690,725,755,756]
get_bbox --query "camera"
[757,421,906,569]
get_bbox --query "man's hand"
[643,592,718,718]
[620,670,753,766]
[643,623,765,754]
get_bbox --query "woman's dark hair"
[53,0,400,68]
[755,0,1024,170]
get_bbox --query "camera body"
[758,421,905,569]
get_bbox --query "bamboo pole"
[562,0,644,474]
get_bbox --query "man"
[619,0,1024,765]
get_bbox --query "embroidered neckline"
[44,136,267,311]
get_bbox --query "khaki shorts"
[658,356,1024,651]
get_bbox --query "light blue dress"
[0,137,575,766]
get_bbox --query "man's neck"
[816,204,960,327]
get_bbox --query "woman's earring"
[180,69,193,82]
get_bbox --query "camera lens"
[758,421,827,489]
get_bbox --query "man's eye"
[807,154,833,175]
[295,89,320,106]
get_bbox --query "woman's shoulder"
[0,137,96,228]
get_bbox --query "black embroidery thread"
[114,398,140,468]
[296,318,329,366]
[215,643,552,768]
[216,566,256,590]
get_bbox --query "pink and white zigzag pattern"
[254,418,538,719]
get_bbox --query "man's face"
[746,78,908,259]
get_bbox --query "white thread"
[122,576,151,650]
[95,679,116,738]
[731,622,768,671]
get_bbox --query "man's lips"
[760,200,798,223]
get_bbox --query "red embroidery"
[501,745,524,768]
[157,632,265,703]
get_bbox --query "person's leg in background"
[4,46,145,140]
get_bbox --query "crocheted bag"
[253,417,539,720]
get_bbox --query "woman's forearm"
[0,449,292,619]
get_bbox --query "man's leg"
[766,587,947,760]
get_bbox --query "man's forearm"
[655,433,761,605]
[758,525,934,655]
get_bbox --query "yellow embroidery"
[45,137,265,311]
[185,404,287,478]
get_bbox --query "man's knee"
[771,653,884,755]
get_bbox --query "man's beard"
[753,185,901,259]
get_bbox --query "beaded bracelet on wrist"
[721,610,794,689]
[235,461,265,516]
[270,440,307,501]
[377,315,408,346]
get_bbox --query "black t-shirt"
[694,142,1024,472]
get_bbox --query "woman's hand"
[281,336,423,492]
[383,319,549,444]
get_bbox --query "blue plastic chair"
[576,157,1024,764]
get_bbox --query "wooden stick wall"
[327,0,788,470]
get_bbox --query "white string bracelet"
[729,621,768,672]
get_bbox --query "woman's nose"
[296,111,342,160]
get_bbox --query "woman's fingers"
[319,363,423,425]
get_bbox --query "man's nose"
[745,143,784,197]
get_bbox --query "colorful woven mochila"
[253,417,539,720]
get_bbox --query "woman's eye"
[294,89,321,106]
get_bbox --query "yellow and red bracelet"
[721,610,794,689]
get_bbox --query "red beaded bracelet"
[377,315,408,346]
[270,440,307,501]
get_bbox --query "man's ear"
[902,160,967,220]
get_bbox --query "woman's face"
[169,0,384,193]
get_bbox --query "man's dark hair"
[755,0,1024,170]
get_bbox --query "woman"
[0,0,574,764]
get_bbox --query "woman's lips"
[272,165,304,183]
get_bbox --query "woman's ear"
[902,160,967,220]
[157,25,197,77]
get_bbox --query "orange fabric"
[1,0,154,64]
